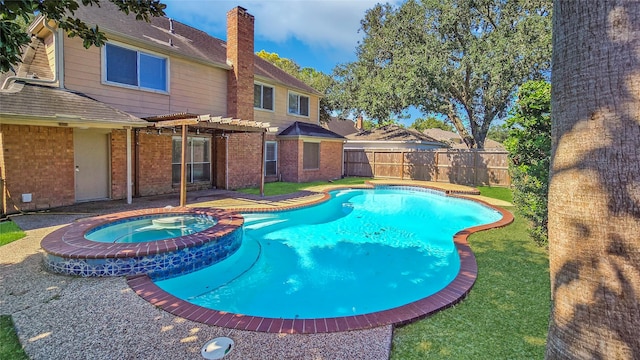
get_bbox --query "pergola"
[147,113,277,206]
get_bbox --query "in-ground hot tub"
[41,207,243,278]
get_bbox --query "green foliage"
[256,50,335,123]
[0,220,26,246]
[504,80,551,246]
[0,0,166,73]
[391,211,550,359]
[331,0,552,149]
[487,124,509,143]
[410,117,453,132]
[0,315,28,360]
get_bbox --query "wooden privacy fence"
[344,149,511,187]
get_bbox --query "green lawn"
[390,193,549,359]
[0,222,28,359]
[0,220,26,246]
[477,185,514,203]
[237,177,369,196]
[0,316,28,360]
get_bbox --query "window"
[172,137,210,183]
[264,141,277,176]
[288,92,309,116]
[104,43,168,92]
[254,84,274,110]
[303,142,320,170]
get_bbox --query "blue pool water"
[155,187,502,319]
[85,214,217,243]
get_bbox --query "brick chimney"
[356,114,363,130]
[226,7,254,120]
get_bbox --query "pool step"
[155,236,261,299]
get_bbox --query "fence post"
[401,151,405,180]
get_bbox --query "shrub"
[504,80,551,246]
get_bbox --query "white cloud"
[162,0,394,53]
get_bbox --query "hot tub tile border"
[41,207,244,278]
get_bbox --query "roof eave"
[0,113,149,129]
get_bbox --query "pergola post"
[260,131,266,197]
[180,124,188,207]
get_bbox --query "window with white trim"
[288,92,309,116]
[172,137,210,183]
[264,141,277,176]
[303,142,319,169]
[254,83,274,110]
[104,43,168,92]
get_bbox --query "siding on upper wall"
[44,34,56,80]
[62,36,227,118]
[253,84,319,130]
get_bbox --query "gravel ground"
[1,195,393,360]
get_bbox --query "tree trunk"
[547,2,640,359]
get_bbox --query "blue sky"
[161,0,419,126]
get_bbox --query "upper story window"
[254,83,274,110]
[288,92,309,117]
[103,43,168,92]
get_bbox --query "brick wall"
[278,139,301,183]
[226,7,255,121]
[277,139,343,183]
[0,124,74,214]
[226,132,262,189]
[137,132,173,196]
[110,129,127,199]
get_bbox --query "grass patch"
[477,185,513,203]
[0,315,28,360]
[390,192,549,359]
[237,177,369,196]
[0,220,26,246]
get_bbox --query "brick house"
[0,4,344,215]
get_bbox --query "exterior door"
[74,129,110,201]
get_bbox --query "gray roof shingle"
[346,124,444,144]
[279,121,345,139]
[0,83,148,126]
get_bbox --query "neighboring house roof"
[279,121,345,139]
[346,124,444,144]
[0,82,148,127]
[322,117,359,137]
[70,2,320,96]
[423,128,505,150]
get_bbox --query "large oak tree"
[332,0,551,149]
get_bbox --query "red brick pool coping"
[41,207,243,259]
[127,185,514,334]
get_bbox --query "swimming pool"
[153,187,503,320]
[85,214,217,243]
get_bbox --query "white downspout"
[126,127,132,204]
[1,18,61,89]
[225,134,229,189]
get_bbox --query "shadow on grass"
[391,211,550,359]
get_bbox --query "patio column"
[180,124,188,207]
[126,127,132,204]
[260,131,266,197]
